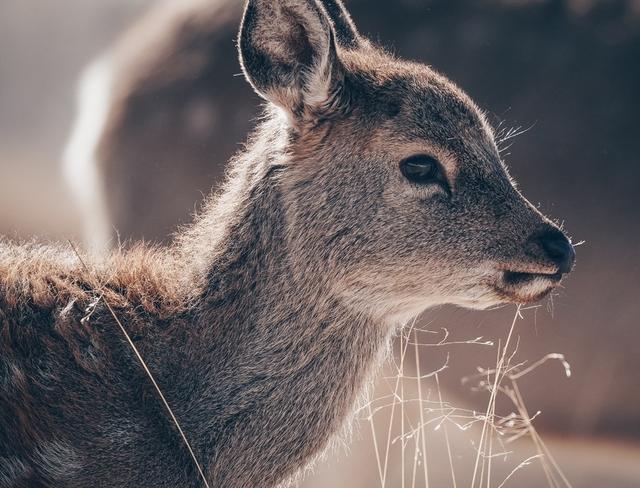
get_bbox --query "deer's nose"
[535,228,576,274]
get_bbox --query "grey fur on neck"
[171,117,394,486]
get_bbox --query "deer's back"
[0,242,200,487]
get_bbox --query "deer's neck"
[174,128,393,485]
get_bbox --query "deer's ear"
[238,0,344,120]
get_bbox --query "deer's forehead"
[356,89,495,171]
[351,65,495,153]
[400,79,492,146]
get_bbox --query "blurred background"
[1,0,639,486]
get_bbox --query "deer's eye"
[400,155,445,186]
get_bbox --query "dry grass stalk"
[69,242,211,488]
[364,306,573,488]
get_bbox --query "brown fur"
[2,1,574,487]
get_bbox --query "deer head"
[238,0,575,322]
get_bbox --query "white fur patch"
[302,42,333,109]
[34,441,83,481]
[0,456,30,486]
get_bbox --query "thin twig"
[414,329,429,488]
[435,372,456,488]
[367,400,385,487]
[68,241,211,488]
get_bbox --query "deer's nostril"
[536,229,575,274]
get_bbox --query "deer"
[0,0,575,486]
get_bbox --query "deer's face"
[239,0,575,321]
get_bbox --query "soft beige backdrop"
[1,1,639,486]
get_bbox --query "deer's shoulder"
[0,242,192,361]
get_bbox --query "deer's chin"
[444,292,506,311]
[491,270,563,304]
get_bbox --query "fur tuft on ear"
[238,0,345,121]
[317,0,361,48]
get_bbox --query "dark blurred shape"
[74,0,254,246]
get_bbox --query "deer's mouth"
[502,270,563,286]
[492,268,563,304]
